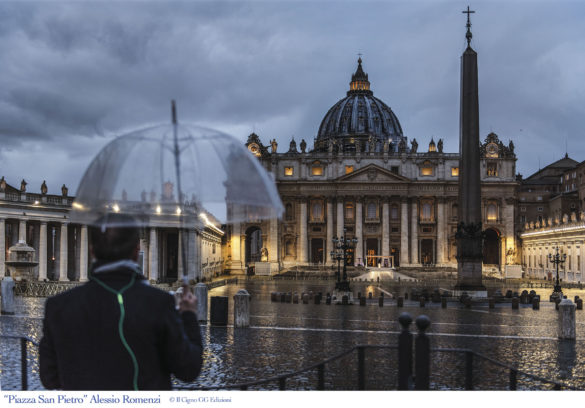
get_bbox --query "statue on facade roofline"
[61,184,68,197]
[300,139,307,153]
[411,138,418,153]
[437,139,443,153]
[0,176,6,192]
[270,139,278,153]
[20,179,27,192]
[41,180,48,195]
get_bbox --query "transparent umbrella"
[70,104,283,231]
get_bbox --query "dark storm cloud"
[0,1,584,193]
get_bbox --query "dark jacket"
[39,266,203,390]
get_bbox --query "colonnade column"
[177,230,184,280]
[437,199,446,265]
[148,227,158,281]
[0,218,5,278]
[336,199,344,238]
[59,222,69,281]
[298,200,307,263]
[38,222,47,281]
[355,200,363,266]
[79,225,88,282]
[410,200,419,265]
[382,201,389,258]
[188,229,197,281]
[19,219,27,242]
[230,222,243,273]
[400,199,409,266]
[326,200,333,264]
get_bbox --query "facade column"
[326,199,333,264]
[148,227,158,281]
[0,218,5,278]
[59,222,69,281]
[411,200,419,265]
[504,199,516,264]
[437,199,446,265]
[19,219,27,242]
[139,237,148,276]
[269,216,278,263]
[400,199,409,266]
[356,199,363,266]
[79,225,88,282]
[382,201,390,258]
[298,200,308,263]
[336,198,344,238]
[230,222,244,274]
[38,222,47,281]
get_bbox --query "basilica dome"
[315,58,405,152]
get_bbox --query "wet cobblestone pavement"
[2,281,585,390]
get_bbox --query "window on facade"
[285,203,294,221]
[391,166,399,174]
[421,161,433,176]
[391,205,398,220]
[285,240,294,256]
[421,203,432,221]
[367,202,377,219]
[212,243,216,254]
[487,162,498,177]
[311,161,323,176]
[451,167,459,177]
[345,203,354,220]
[284,167,294,176]
[520,215,526,223]
[312,202,323,220]
[578,255,581,271]
[537,207,543,212]
[520,206,526,212]
[345,165,354,174]
[486,204,497,222]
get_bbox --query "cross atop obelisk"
[462,6,475,47]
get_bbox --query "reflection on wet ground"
[2,280,585,390]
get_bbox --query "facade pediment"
[335,164,410,183]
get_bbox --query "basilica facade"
[228,58,520,276]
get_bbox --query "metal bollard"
[441,297,447,309]
[533,297,540,310]
[397,313,413,390]
[360,296,366,306]
[379,296,384,307]
[414,315,431,390]
[210,296,228,326]
[397,296,404,307]
[512,297,519,310]
[195,283,208,322]
[233,289,251,328]
[577,298,583,310]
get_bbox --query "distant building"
[0,179,224,283]
[227,58,519,277]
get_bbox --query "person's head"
[89,213,140,262]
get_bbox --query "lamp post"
[548,246,566,301]
[331,228,358,293]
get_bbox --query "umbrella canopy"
[70,122,283,229]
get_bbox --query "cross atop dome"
[349,56,371,93]
[462,6,475,47]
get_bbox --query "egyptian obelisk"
[455,7,485,293]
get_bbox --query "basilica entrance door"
[420,239,434,265]
[311,238,324,264]
[366,238,378,267]
[483,228,500,266]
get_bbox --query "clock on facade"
[486,142,499,158]
[248,143,261,157]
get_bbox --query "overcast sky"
[1,0,584,195]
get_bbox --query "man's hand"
[178,283,198,314]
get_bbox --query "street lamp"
[331,228,358,293]
[548,246,566,301]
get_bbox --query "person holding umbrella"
[39,213,203,390]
